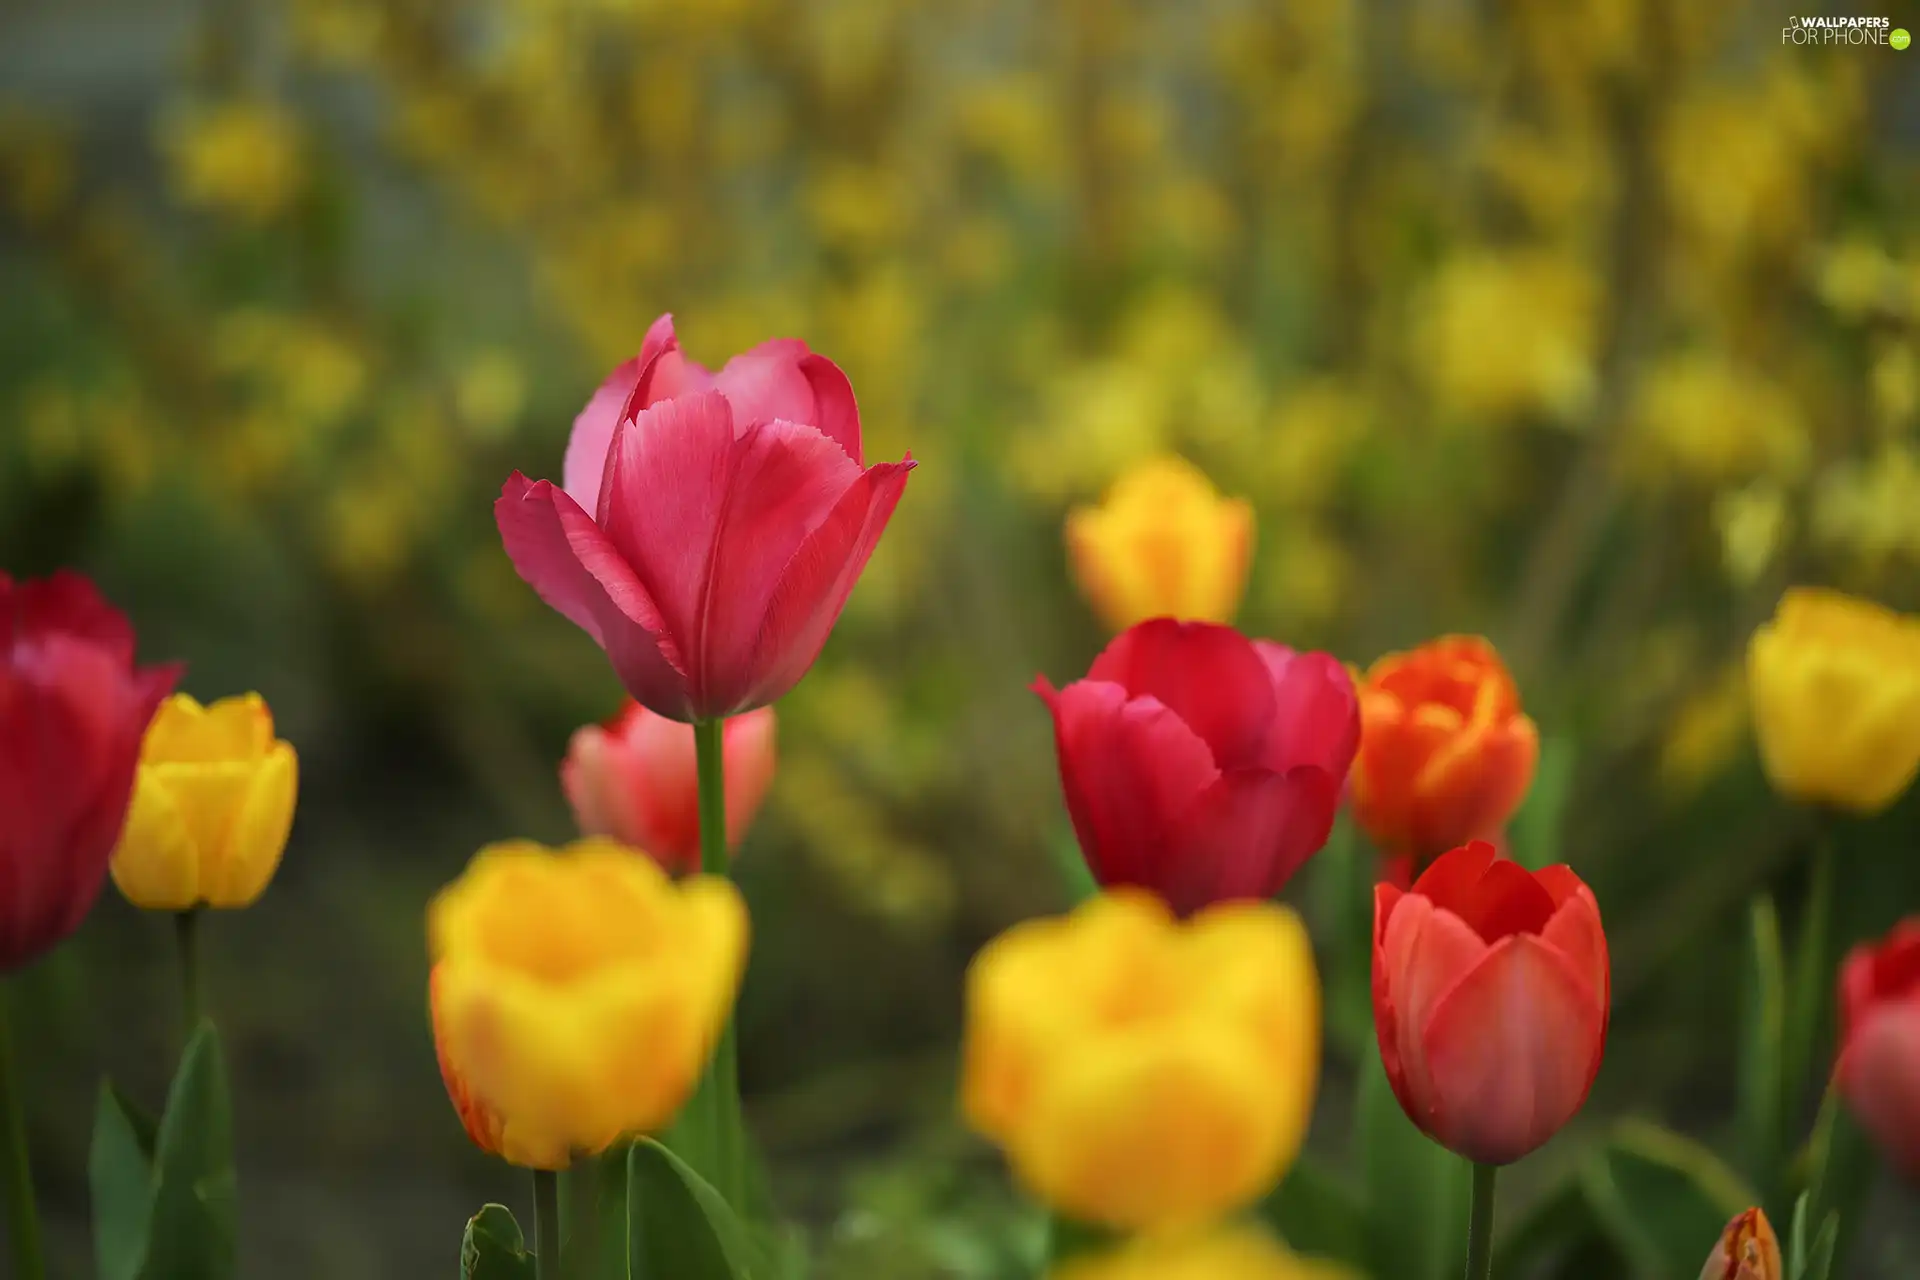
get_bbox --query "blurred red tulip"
[496,314,914,722]
[0,571,179,970]
[1351,636,1538,873]
[1034,618,1358,915]
[1373,840,1609,1164]
[1837,919,1920,1179]
[562,701,776,873]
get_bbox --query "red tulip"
[562,701,777,873]
[1034,618,1359,915]
[497,314,914,722]
[1373,840,1608,1164]
[0,571,179,970]
[1836,919,1920,1179]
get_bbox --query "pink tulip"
[497,315,913,721]
[561,701,776,874]
[1837,919,1920,1180]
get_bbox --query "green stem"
[0,989,43,1280]
[176,908,204,1039]
[1784,821,1835,1145]
[1465,1162,1498,1280]
[693,718,745,1210]
[533,1168,562,1280]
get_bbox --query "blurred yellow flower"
[1260,381,1367,508]
[954,75,1064,185]
[1872,343,1917,431]
[455,350,528,440]
[1260,522,1350,626]
[1713,485,1788,587]
[1813,446,1920,565]
[1066,456,1254,631]
[161,99,306,223]
[1050,1227,1356,1280]
[1415,251,1598,423]
[1748,588,1920,814]
[1816,239,1908,321]
[1658,662,1750,798]
[961,890,1320,1231]
[112,694,298,911]
[1628,354,1807,486]
[428,839,748,1169]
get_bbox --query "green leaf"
[1788,1191,1810,1280]
[1805,1087,1878,1279]
[1510,734,1574,869]
[1739,896,1788,1198]
[628,1137,764,1280]
[1800,1214,1837,1280]
[90,1083,157,1280]
[1358,1051,1470,1280]
[1781,835,1836,1174]
[1310,816,1372,1058]
[462,1203,536,1280]
[1582,1119,1757,1278]
[1049,818,1098,908]
[140,1021,239,1280]
[1043,1215,1121,1268]
[1262,1154,1366,1266]
[562,1147,630,1280]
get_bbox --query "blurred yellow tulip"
[1748,588,1920,814]
[1050,1227,1356,1280]
[111,693,298,911]
[961,890,1319,1232]
[1699,1208,1781,1280]
[427,839,747,1170]
[1065,456,1254,631]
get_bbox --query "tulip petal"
[562,355,645,512]
[1256,645,1361,776]
[1446,857,1559,943]
[109,766,201,910]
[616,313,717,427]
[731,458,914,712]
[710,339,832,436]
[1089,620,1277,770]
[1420,934,1604,1164]
[1377,891,1489,1121]
[1413,715,1540,856]
[1168,765,1341,911]
[3,570,136,660]
[213,740,297,908]
[495,474,691,712]
[1840,1005,1920,1180]
[797,353,863,464]
[1537,869,1610,1003]
[698,418,864,701]
[1035,679,1220,892]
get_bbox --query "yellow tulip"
[1065,456,1254,631]
[427,839,747,1170]
[1050,1228,1357,1280]
[1748,588,1920,813]
[111,693,298,910]
[961,890,1319,1232]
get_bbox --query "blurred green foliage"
[4,0,1920,1274]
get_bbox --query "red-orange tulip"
[1373,841,1608,1164]
[1836,919,1920,1179]
[1351,636,1538,872]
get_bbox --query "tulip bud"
[111,693,298,911]
[561,701,775,872]
[1050,1227,1358,1280]
[1351,636,1539,872]
[1372,841,1609,1165]
[427,838,747,1169]
[1836,919,1920,1179]
[0,571,179,969]
[1699,1208,1782,1280]
[1748,588,1920,815]
[1065,456,1254,632]
[962,890,1320,1231]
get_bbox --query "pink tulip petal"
[1841,1005,1920,1180]
[1034,678,1220,890]
[594,392,740,652]
[713,339,817,436]
[1420,934,1604,1164]
[4,571,137,661]
[617,313,716,427]
[1088,620,1277,770]
[719,707,778,849]
[1257,644,1360,775]
[494,474,690,711]
[798,354,862,464]
[562,356,644,512]
[729,458,914,713]
[1381,893,1489,1120]
[1167,765,1341,910]
[698,419,864,697]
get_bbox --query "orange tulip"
[1350,636,1538,870]
[1699,1208,1781,1280]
